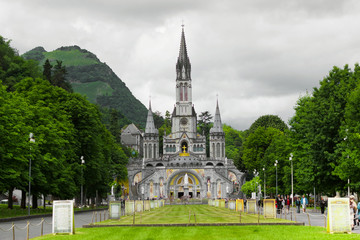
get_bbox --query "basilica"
[123,27,245,200]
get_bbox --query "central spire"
[176,26,191,80]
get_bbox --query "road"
[0,207,358,239]
[0,211,98,240]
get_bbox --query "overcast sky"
[2,0,360,130]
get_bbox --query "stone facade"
[125,27,245,200]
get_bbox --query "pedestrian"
[301,195,308,213]
[320,196,327,214]
[349,195,357,230]
[276,194,283,214]
[285,195,291,214]
[295,196,301,213]
[357,200,360,226]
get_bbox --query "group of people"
[277,194,326,214]
[275,194,293,214]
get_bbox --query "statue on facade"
[184,173,189,186]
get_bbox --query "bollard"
[91,212,95,224]
[12,222,15,240]
[306,213,311,226]
[239,211,241,223]
[41,218,44,236]
[27,221,30,240]
[324,215,326,228]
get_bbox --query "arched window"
[148,144,152,159]
[180,83,183,101]
[216,143,220,158]
[184,83,188,101]
[222,143,225,158]
[212,143,215,157]
[154,144,156,158]
[144,144,147,158]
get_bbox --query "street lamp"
[80,156,85,207]
[263,167,266,199]
[344,134,350,197]
[253,169,258,200]
[274,160,278,196]
[28,133,35,216]
[289,153,293,207]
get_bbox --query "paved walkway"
[277,208,360,234]
[0,207,358,239]
[0,211,96,240]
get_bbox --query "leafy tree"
[333,68,360,191]
[289,65,359,195]
[42,59,52,82]
[198,111,213,157]
[241,176,261,198]
[0,36,41,91]
[223,124,246,171]
[51,60,73,92]
[248,115,288,135]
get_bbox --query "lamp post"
[274,160,278,196]
[289,153,293,207]
[141,186,144,211]
[263,167,266,199]
[253,169,257,200]
[28,133,35,216]
[80,156,85,207]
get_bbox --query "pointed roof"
[210,99,224,133]
[145,100,158,134]
[176,25,191,80]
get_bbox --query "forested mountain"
[22,46,147,127]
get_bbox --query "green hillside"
[23,46,147,127]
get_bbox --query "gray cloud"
[1,0,360,130]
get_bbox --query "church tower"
[209,100,225,160]
[143,101,159,160]
[171,26,198,141]
[126,26,245,201]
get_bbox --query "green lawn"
[0,204,107,219]
[30,205,357,239]
[0,204,52,219]
[33,226,358,240]
[98,205,289,225]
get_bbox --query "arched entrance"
[167,171,202,199]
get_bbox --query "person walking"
[276,194,283,214]
[286,195,292,214]
[301,195,308,213]
[295,197,301,213]
[357,200,360,226]
[320,197,327,214]
[349,195,357,230]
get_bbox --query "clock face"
[180,118,188,125]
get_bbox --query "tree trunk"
[43,194,46,209]
[21,190,26,209]
[32,194,38,209]
[7,187,14,209]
